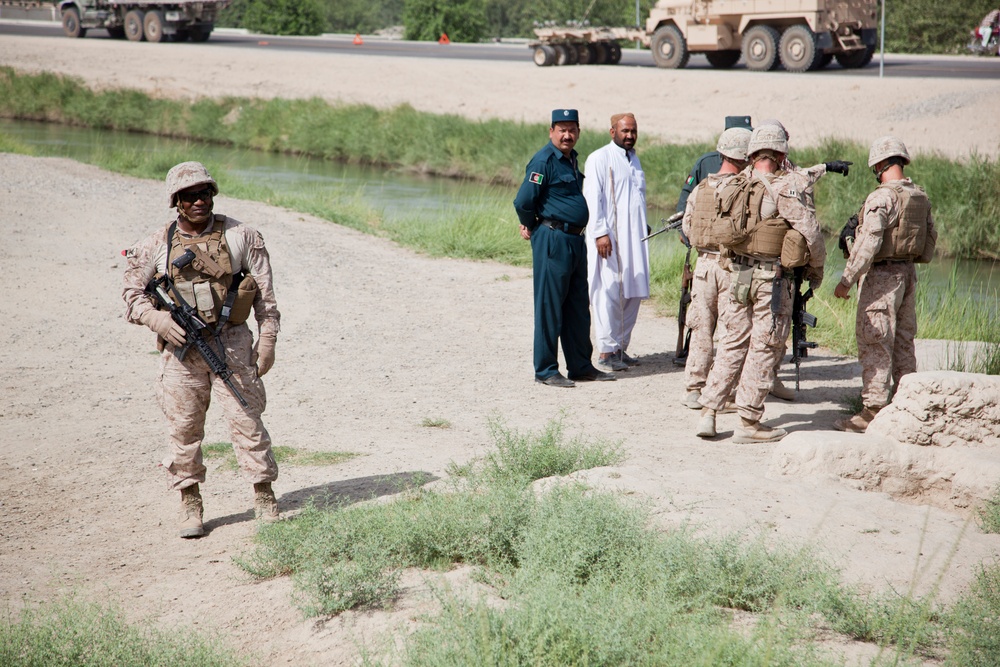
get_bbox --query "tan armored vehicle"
[531,0,878,72]
[54,0,229,42]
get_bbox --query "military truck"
[56,0,229,42]
[531,0,879,72]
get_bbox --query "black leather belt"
[541,218,586,236]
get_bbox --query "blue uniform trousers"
[531,224,594,379]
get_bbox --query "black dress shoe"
[568,370,616,382]
[535,373,575,388]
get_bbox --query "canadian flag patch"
[529,172,544,185]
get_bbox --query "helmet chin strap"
[873,162,893,184]
[178,204,213,228]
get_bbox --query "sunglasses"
[177,188,214,204]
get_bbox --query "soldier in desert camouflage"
[695,125,826,443]
[680,126,751,409]
[833,136,937,433]
[123,161,281,538]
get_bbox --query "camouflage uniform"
[839,178,937,410]
[123,215,280,490]
[700,169,826,423]
[681,172,736,392]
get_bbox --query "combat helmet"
[867,136,910,167]
[716,127,753,161]
[166,161,219,208]
[747,125,789,157]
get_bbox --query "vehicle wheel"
[779,24,818,72]
[107,25,126,39]
[189,28,212,42]
[651,24,689,69]
[742,24,780,71]
[143,10,165,43]
[61,7,86,38]
[835,45,874,69]
[592,41,608,64]
[575,43,596,65]
[553,44,577,65]
[811,52,833,70]
[705,50,740,69]
[533,44,556,67]
[607,41,622,64]
[124,9,145,41]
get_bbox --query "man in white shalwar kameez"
[583,113,650,372]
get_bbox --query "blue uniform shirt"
[513,142,589,228]
[675,150,724,213]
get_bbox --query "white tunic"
[583,141,650,353]
[583,141,650,300]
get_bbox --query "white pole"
[879,0,886,78]
[635,0,641,49]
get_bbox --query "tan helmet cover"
[868,135,911,167]
[716,127,753,161]
[166,161,219,208]
[747,126,788,157]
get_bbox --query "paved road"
[2,20,998,80]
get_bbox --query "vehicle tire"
[742,24,780,71]
[835,45,874,69]
[533,44,556,67]
[107,25,126,39]
[592,41,609,64]
[607,41,622,64]
[143,10,165,43]
[124,9,145,41]
[651,24,689,69]
[575,43,596,65]
[705,50,740,69]
[811,52,833,70]
[189,28,212,42]
[553,44,577,66]
[62,7,86,38]
[779,24,818,72]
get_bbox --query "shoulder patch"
[529,172,544,185]
[686,176,695,186]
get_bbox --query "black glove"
[825,160,853,176]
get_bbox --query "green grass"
[421,417,452,428]
[975,484,1000,534]
[0,597,247,667]
[202,442,357,471]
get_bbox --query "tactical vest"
[716,171,790,260]
[872,182,931,262]
[687,181,719,250]
[167,215,235,326]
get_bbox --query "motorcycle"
[968,24,1000,56]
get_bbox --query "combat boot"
[254,482,279,523]
[683,390,703,410]
[179,484,204,538]
[733,418,787,444]
[696,408,717,438]
[769,379,796,401]
[833,407,879,433]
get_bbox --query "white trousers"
[591,288,642,354]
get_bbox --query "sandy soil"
[1,35,999,666]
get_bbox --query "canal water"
[3,118,998,306]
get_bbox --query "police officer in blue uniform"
[514,109,615,388]
[675,115,753,214]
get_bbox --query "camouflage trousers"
[856,261,918,410]
[156,324,277,490]
[700,262,792,423]
[684,252,730,391]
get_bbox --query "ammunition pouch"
[228,274,258,325]
[780,230,810,268]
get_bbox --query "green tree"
[239,0,328,36]
[403,0,486,42]
[884,0,998,54]
[325,0,404,34]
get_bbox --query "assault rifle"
[791,267,818,390]
[145,249,250,409]
[641,210,683,242]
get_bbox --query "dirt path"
[1,36,998,666]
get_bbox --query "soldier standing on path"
[123,161,281,538]
[680,127,752,409]
[833,136,937,433]
[675,115,753,215]
[695,125,826,443]
[514,109,616,388]
[583,112,650,373]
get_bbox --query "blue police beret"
[551,109,580,124]
[725,115,753,130]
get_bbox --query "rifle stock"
[791,268,818,390]
[675,246,693,362]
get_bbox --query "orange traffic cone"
[438,33,450,45]
[353,33,363,45]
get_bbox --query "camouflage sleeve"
[122,227,168,325]
[840,188,892,286]
[918,206,938,264]
[681,181,700,238]
[239,225,281,338]
[800,163,827,189]
[777,173,826,269]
